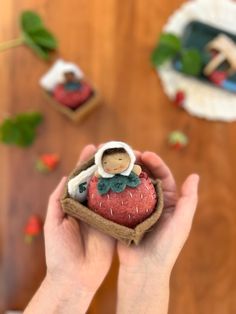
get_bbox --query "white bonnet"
[94,141,136,178]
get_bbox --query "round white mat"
[158,0,236,122]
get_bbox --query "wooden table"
[1,0,236,313]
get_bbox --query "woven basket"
[61,157,164,245]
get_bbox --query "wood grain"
[1,0,236,313]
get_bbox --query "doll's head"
[95,141,137,178]
[64,71,77,83]
[102,148,131,175]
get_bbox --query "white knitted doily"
[158,0,236,122]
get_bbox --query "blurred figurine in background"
[53,71,93,109]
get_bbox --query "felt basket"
[61,157,164,246]
[43,90,100,122]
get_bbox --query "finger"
[173,174,199,233]
[141,152,177,207]
[45,177,67,227]
[134,150,141,163]
[77,144,97,166]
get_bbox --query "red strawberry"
[41,154,59,170]
[87,172,157,228]
[36,154,59,173]
[53,82,92,109]
[174,90,185,107]
[24,215,42,243]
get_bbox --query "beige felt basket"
[61,157,164,245]
[43,89,100,122]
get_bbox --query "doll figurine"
[53,71,93,109]
[68,141,157,228]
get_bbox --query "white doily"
[158,0,236,122]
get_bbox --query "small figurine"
[53,71,93,109]
[40,59,100,121]
[204,34,236,92]
[68,142,157,228]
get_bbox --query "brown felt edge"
[42,89,101,122]
[60,157,164,246]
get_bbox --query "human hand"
[44,144,115,290]
[117,152,199,314]
[24,145,116,314]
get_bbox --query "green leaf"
[0,119,20,144]
[20,10,58,60]
[180,49,202,76]
[151,33,181,66]
[21,11,43,33]
[15,111,43,125]
[0,112,43,147]
[28,28,57,49]
[159,33,181,52]
[151,45,178,66]
[23,32,50,60]
[97,178,111,195]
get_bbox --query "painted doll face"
[102,152,131,175]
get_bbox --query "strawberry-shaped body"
[68,141,158,229]
[53,71,92,109]
[88,171,157,228]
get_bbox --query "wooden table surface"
[1,0,236,313]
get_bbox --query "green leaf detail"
[151,33,181,66]
[110,176,127,193]
[159,33,181,52]
[21,11,43,33]
[126,172,141,188]
[0,112,43,147]
[151,45,178,67]
[97,172,141,195]
[180,49,203,76]
[27,28,57,49]
[23,33,50,60]
[97,179,111,195]
[20,10,58,60]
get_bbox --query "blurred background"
[0,0,236,313]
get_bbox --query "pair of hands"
[42,144,199,313]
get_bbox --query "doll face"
[102,152,131,175]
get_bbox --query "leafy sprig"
[151,33,202,76]
[0,11,57,60]
[0,112,43,147]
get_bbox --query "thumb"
[173,174,199,239]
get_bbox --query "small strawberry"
[168,131,188,150]
[24,215,42,243]
[174,90,185,107]
[36,153,59,173]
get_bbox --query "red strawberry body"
[53,82,92,109]
[87,172,157,228]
